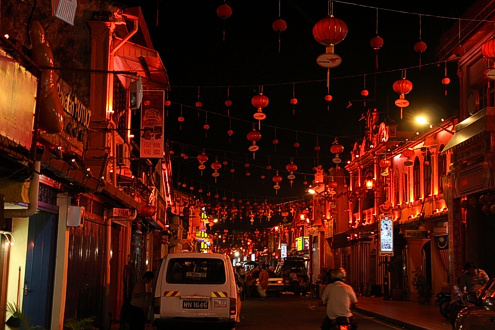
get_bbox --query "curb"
[354,307,430,330]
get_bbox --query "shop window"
[413,157,420,200]
[423,151,432,197]
[394,166,400,205]
[438,146,446,194]
[403,173,409,203]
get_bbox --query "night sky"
[125,1,474,205]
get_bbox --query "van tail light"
[154,297,161,314]
[229,298,236,315]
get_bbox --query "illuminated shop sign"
[296,236,309,251]
[379,215,394,256]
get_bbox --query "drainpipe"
[103,209,137,328]
[4,161,40,218]
[108,120,118,186]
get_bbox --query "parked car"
[153,252,241,330]
[276,257,310,294]
[454,276,495,330]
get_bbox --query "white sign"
[379,216,394,256]
[281,243,287,259]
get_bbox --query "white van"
[153,252,241,329]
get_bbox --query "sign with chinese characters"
[140,90,165,158]
[281,243,287,259]
[379,215,394,256]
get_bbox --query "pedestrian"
[459,261,489,295]
[245,265,260,299]
[257,264,269,300]
[289,268,300,295]
[320,268,358,330]
[129,271,154,330]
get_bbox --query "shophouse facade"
[0,2,177,329]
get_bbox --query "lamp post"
[415,116,455,135]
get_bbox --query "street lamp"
[415,116,455,135]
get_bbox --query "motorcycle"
[448,284,469,326]
[321,316,354,330]
[435,290,452,319]
[333,317,353,330]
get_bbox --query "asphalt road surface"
[237,293,404,330]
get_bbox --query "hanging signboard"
[140,90,165,158]
[281,243,287,259]
[296,236,309,251]
[379,215,394,256]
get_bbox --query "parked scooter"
[435,290,452,319]
[448,284,469,326]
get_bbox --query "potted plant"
[412,268,432,304]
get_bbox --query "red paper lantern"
[393,78,413,118]
[379,158,391,168]
[252,93,269,109]
[442,77,451,85]
[225,99,232,107]
[272,172,283,193]
[286,162,298,180]
[211,161,222,178]
[312,16,348,53]
[482,38,495,60]
[401,148,415,159]
[325,94,333,102]
[251,93,269,129]
[247,129,262,156]
[272,19,287,32]
[164,99,171,107]
[361,89,369,97]
[195,101,202,108]
[197,153,209,171]
[217,4,232,19]
[414,41,427,53]
[330,140,344,155]
[370,36,384,50]
[290,97,298,105]
[140,204,157,217]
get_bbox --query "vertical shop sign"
[140,90,165,158]
[379,215,394,256]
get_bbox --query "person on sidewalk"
[321,267,358,330]
[459,261,489,296]
[129,271,154,330]
[257,264,269,300]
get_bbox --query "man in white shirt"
[321,268,358,330]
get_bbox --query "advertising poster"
[140,90,165,158]
[379,215,394,256]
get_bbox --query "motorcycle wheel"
[439,301,450,319]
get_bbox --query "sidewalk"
[354,296,452,330]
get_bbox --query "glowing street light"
[415,116,454,134]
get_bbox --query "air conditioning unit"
[130,77,143,110]
[116,143,131,167]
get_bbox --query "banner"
[379,215,394,256]
[140,90,165,158]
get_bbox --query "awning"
[114,40,170,90]
[443,107,494,152]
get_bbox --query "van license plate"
[183,300,208,309]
